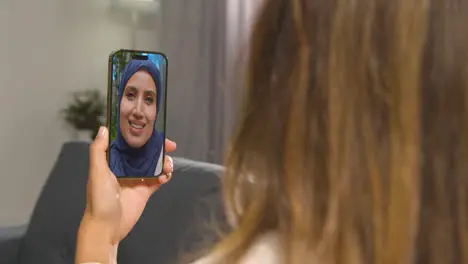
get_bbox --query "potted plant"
[62,89,106,141]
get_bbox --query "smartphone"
[106,49,168,179]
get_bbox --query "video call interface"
[108,51,167,178]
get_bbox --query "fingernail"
[95,127,103,139]
[98,126,106,137]
[168,156,174,171]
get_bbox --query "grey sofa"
[0,142,228,264]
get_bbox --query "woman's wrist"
[75,213,118,264]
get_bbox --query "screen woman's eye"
[125,92,135,100]
[145,97,154,104]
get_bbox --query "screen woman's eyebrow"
[124,85,156,99]
[143,90,156,98]
[124,86,138,93]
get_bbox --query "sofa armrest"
[0,224,27,264]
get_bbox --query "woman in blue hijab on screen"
[109,58,164,177]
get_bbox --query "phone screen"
[107,50,168,178]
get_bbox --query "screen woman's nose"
[132,98,144,119]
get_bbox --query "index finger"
[165,138,177,153]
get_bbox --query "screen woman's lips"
[129,120,146,129]
[128,120,146,136]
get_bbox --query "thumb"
[89,126,109,170]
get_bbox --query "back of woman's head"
[212,0,468,263]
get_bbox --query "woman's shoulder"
[193,232,281,264]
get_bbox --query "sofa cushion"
[0,225,27,264]
[19,142,90,264]
[19,142,227,264]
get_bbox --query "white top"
[191,232,281,264]
[78,232,280,264]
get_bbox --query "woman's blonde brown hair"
[211,0,468,263]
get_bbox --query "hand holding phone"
[107,50,168,178]
[76,126,176,263]
[76,50,172,263]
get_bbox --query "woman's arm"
[75,213,118,264]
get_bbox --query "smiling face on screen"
[119,70,158,148]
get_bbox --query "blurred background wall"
[0,0,261,226]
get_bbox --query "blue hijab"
[109,59,164,177]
